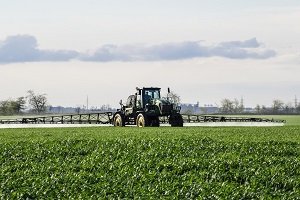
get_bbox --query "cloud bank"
[0,35,78,63]
[0,35,276,63]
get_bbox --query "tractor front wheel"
[136,113,148,127]
[113,113,124,127]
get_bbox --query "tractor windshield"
[144,89,160,99]
[143,89,160,104]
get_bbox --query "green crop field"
[1,116,300,198]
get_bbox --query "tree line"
[2,90,299,115]
[0,90,48,115]
[219,98,300,114]
[219,98,244,114]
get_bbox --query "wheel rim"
[137,115,145,127]
[114,115,122,126]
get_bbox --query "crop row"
[1,133,300,199]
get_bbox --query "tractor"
[113,87,183,127]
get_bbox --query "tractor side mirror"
[168,87,170,93]
[119,99,123,105]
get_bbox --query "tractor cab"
[136,87,161,108]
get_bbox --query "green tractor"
[113,87,183,127]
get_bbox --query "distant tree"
[296,104,300,114]
[0,100,12,115]
[219,98,245,114]
[261,105,268,114]
[255,104,261,114]
[283,102,293,114]
[27,90,48,114]
[0,97,26,115]
[232,99,239,113]
[232,98,244,113]
[166,90,181,105]
[220,99,234,114]
[100,104,112,111]
[272,99,284,114]
[15,97,26,113]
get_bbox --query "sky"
[0,0,300,108]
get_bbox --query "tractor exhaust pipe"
[167,87,170,100]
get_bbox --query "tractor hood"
[146,98,177,116]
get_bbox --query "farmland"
[0,116,300,198]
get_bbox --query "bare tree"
[166,90,181,105]
[238,98,245,113]
[272,99,284,114]
[100,104,112,111]
[27,90,48,114]
[283,102,293,114]
[261,105,268,114]
[219,98,245,114]
[255,104,261,114]
[220,98,234,114]
[232,98,244,113]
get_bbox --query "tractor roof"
[136,87,161,91]
[142,87,161,90]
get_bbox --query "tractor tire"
[169,113,183,127]
[113,113,125,127]
[150,117,160,127]
[136,113,148,127]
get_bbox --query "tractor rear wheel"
[169,113,183,127]
[150,117,160,127]
[136,113,148,127]
[113,113,124,127]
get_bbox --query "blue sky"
[0,0,299,107]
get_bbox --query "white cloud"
[0,35,276,64]
[81,38,276,61]
[0,35,79,63]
